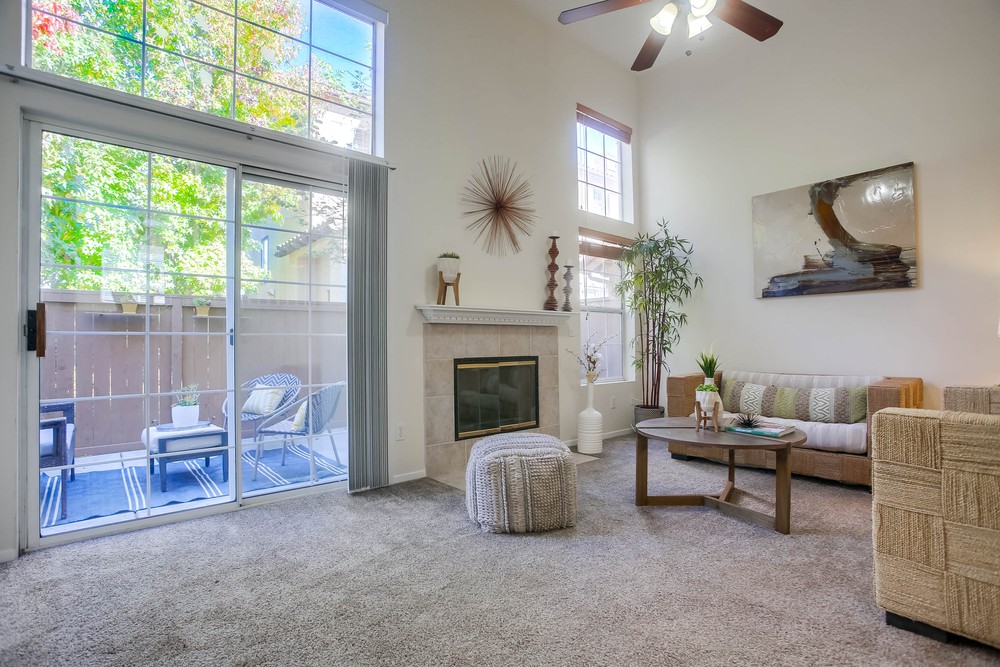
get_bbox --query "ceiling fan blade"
[714,0,783,41]
[631,30,667,71]
[559,0,657,25]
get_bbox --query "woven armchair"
[872,407,1000,648]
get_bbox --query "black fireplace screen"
[454,356,539,440]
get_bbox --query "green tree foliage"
[32,0,363,295]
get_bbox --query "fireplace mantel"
[415,305,571,327]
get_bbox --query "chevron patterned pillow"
[721,380,867,424]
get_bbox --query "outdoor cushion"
[291,402,308,431]
[721,380,867,424]
[242,384,283,416]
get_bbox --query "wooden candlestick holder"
[561,265,573,312]
[695,400,721,432]
[544,236,559,311]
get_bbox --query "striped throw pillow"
[241,384,284,416]
[721,380,867,424]
[290,402,308,431]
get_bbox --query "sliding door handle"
[26,303,46,357]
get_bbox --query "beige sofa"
[666,370,923,486]
[872,406,1000,648]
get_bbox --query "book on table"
[722,420,795,438]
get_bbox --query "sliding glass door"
[28,126,348,541]
[236,174,349,496]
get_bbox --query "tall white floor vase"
[577,371,604,455]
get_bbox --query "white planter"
[171,404,200,427]
[437,257,460,283]
[696,391,721,412]
[577,378,603,454]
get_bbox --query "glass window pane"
[586,185,605,216]
[33,0,144,40]
[42,200,146,273]
[585,127,604,156]
[577,149,587,183]
[31,14,142,96]
[607,191,623,221]
[42,133,148,208]
[586,152,604,187]
[312,2,373,66]
[241,179,310,232]
[311,50,373,113]
[311,192,347,235]
[577,182,587,212]
[576,122,586,149]
[147,0,234,68]
[604,136,620,161]
[150,154,230,220]
[310,99,371,153]
[145,51,233,118]
[605,160,621,193]
[237,20,309,92]
[148,215,229,295]
[238,0,310,40]
[236,75,309,137]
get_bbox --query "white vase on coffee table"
[577,370,603,454]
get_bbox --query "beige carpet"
[1,435,998,666]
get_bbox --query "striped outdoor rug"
[40,444,347,528]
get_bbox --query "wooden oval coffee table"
[635,417,807,534]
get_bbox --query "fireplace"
[454,356,539,440]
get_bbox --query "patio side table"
[141,424,229,492]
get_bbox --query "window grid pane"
[575,121,625,222]
[30,0,378,155]
[578,242,625,382]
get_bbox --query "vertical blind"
[347,158,389,492]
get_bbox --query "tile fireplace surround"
[423,321,561,487]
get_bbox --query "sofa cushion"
[692,411,869,454]
[721,380,867,424]
[722,370,886,389]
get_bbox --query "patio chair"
[252,382,346,480]
[222,373,301,441]
[39,401,76,520]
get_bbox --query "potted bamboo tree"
[616,219,703,428]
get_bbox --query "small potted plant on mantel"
[437,252,460,283]
[193,297,212,317]
[171,384,200,427]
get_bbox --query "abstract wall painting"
[752,162,916,299]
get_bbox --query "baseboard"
[392,470,426,484]
[0,547,17,563]
[605,428,633,438]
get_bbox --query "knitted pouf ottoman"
[466,432,577,534]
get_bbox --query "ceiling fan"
[558,0,783,72]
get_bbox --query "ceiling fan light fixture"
[688,0,718,18]
[649,3,679,36]
[687,13,712,37]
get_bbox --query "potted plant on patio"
[172,384,200,427]
[193,297,212,317]
[616,219,703,428]
[120,295,138,314]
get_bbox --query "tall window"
[578,228,629,383]
[29,0,384,154]
[576,104,632,222]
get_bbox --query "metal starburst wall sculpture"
[461,156,537,256]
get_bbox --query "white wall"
[379,0,641,482]
[637,0,1000,409]
[0,0,639,558]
